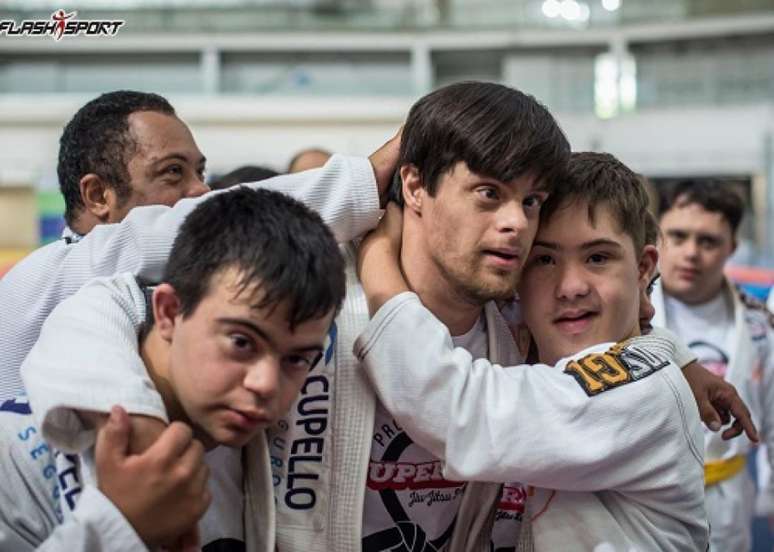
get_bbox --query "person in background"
[652,179,774,552]
[288,147,332,173]
[208,165,280,190]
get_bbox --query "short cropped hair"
[644,209,660,247]
[57,90,175,226]
[163,187,345,328]
[541,152,651,252]
[390,81,570,204]
[658,180,744,235]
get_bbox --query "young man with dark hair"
[4,187,346,550]
[0,88,396,398]
[354,152,719,550]
[652,180,774,551]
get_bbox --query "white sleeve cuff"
[41,396,167,455]
[354,292,420,360]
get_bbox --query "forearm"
[354,293,687,491]
[253,154,381,243]
[356,202,407,315]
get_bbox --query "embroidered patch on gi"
[563,341,670,396]
[739,287,774,329]
[0,396,31,415]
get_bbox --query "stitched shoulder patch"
[563,341,671,396]
[738,286,774,329]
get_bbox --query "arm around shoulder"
[355,295,697,491]
[21,274,167,453]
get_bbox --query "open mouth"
[554,310,595,323]
[483,249,521,267]
[485,250,517,260]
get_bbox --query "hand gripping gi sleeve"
[0,409,147,552]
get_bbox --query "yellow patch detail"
[564,349,633,396]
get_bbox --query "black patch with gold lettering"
[563,342,670,396]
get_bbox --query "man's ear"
[152,283,181,342]
[79,174,118,223]
[400,164,424,215]
[638,244,659,292]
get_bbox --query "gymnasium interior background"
[1,0,773,548]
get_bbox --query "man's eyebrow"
[696,232,721,241]
[532,240,559,250]
[579,239,622,250]
[151,153,207,166]
[218,317,276,347]
[531,238,621,250]
[217,317,324,353]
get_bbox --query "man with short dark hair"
[0,89,396,398]
[57,90,208,233]
[4,187,346,551]
[652,180,774,552]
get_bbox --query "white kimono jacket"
[354,292,709,552]
[0,396,147,552]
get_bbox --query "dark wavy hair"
[389,81,570,204]
[163,186,345,328]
